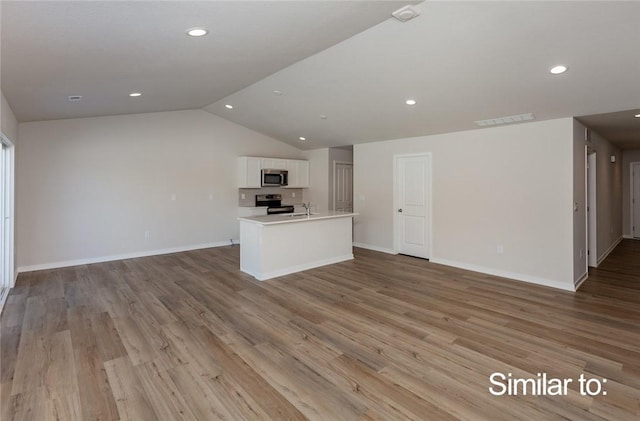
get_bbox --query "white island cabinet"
[238,211,357,281]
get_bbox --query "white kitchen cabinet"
[260,158,287,170]
[285,159,309,188]
[238,156,309,188]
[237,157,262,188]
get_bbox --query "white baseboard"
[429,256,576,292]
[596,236,623,266]
[16,240,239,274]
[242,254,354,281]
[352,242,397,255]
[574,271,589,290]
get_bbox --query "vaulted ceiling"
[2,1,639,150]
[1,1,414,122]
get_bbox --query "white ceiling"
[1,0,414,121]
[577,110,640,151]
[2,1,639,150]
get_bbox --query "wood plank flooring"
[1,240,639,420]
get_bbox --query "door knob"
[398,209,403,213]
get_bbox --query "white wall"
[572,120,587,285]
[1,91,18,142]
[622,149,640,238]
[573,120,623,265]
[354,118,576,291]
[328,147,353,211]
[16,109,303,270]
[302,148,330,211]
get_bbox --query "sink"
[286,212,318,217]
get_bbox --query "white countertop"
[238,210,358,226]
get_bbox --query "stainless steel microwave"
[261,169,288,187]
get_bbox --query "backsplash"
[239,188,305,207]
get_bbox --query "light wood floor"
[1,240,639,420]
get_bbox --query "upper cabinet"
[286,159,309,188]
[237,156,309,188]
[260,158,288,170]
[237,157,262,188]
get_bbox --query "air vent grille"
[68,95,83,102]
[474,113,534,127]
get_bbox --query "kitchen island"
[238,211,358,281]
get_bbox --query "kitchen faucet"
[302,202,311,216]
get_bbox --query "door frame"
[586,150,597,267]
[1,132,16,292]
[332,160,353,211]
[631,162,640,239]
[393,152,433,258]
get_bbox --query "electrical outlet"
[171,194,177,201]
[292,192,296,198]
[497,245,504,255]
[144,231,150,239]
[241,193,246,200]
[209,194,213,200]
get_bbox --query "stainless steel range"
[255,194,294,215]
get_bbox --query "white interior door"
[394,154,431,259]
[632,162,640,239]
[334,162,353,211]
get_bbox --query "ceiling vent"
[392,6,420,22]
[68,95,83,102]
[474,113,535,127]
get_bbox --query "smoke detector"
[392,5,420,22]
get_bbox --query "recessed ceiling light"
[320,115,328,120]
[299,137,306,141]
[550,65,568,74]
[635,113,640,118]
[273,90,283,96]
[224,104,233,109]
[405,99,416,105]
[186,28,208,37]
[129,92,142,97]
